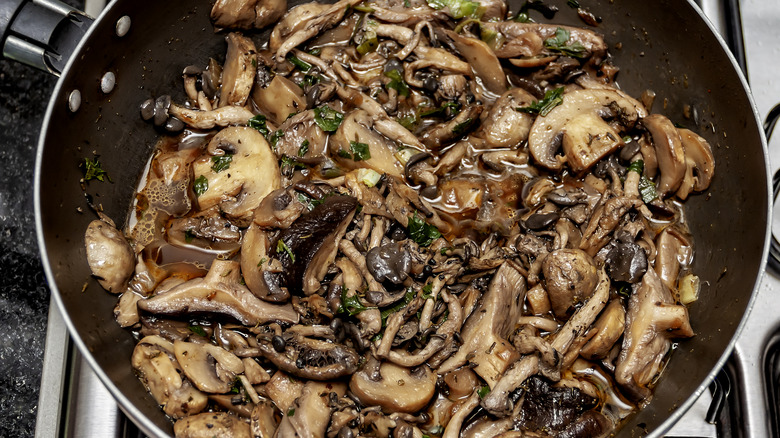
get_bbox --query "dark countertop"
[0,1,83,436]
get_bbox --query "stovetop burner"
[33,0,780,437]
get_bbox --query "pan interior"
[34,0,769,436]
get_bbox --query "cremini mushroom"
[542,248,599,318]
[528,88,647,170]
[478,88,536,148]
[676,128,715,199]
[174,412,251,438]
[85,219,135,294]
[173,340,245,393]
[138,260,299,325]
[275,381,347,437]
[349,358,437,413]
[192,126,280,224]
[644,114,686,197]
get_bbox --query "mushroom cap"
[542,248,599,318]
[85,219,135,293]
[349,362,437,413]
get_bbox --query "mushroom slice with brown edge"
[241,223,290,302]
[676,128,715,200]
[528,88,647,171]
[542,248,599,319]
[256,329,360,380]
[615,268,694,401]
[350,357,437,413]
[654,226,693,294]
[173,340,245,393]
[562,112,625,173]
[275,381,347,438]
[211,0,287,30]
[169,103,256,130]
[272,195,358,295]
[419,104,484,150]
[252,75,307,125]
[166,208,242,259]
[272,110,328,159]
[579,299,626,360]
[192,126,281,225]
[251,400,278,438]
[174,412,251,438]
[330,109,408,179]
[219,33,257,108]
[85,219,135,293]
[131,335,208,419]
[138,260,299,326]
[644,114,686,197]
[478,87,536,148]
[438,28,508,95]
[437,262,526,388]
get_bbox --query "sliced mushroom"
[256,329,360,380]
[438,262,525,387]
[528,88,647,170]
[330,109,407,178]
[266,370,305,412]
[174,340,245,393]
[211,0,286,30]
[562,112,625,173]
[676,128,715,200]
[478,88,536,148]
[192,126,280,224]
[174,412,251,438]
[166,208,242,259]
[439,29,508,95]
[131,335,208,418]
[419,104,483,150]
[114,291,142,327]
[654,227,692,294]
[644,114,686,197]
[138,260,299,325]
[241,223,289,302]
[169,103,255,130]
[542,249,599,318]
[275,381,347,438]
[272,110,328,159]
[85,219,135,294]
[579,300,625,360]
[350,360,437,413]
[219,33,257,108]
[269,2,331,52]
[251,400,279,438]
[483,22,607,60]
[615,268,694,401]
[252,75,307,125]
[272,195,358,295]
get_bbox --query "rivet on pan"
[101,72,116,94]
[116,16,131,37]
[68,90,81,112]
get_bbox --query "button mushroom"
[85,219,135,294]
[137,260,299,326]
[192,126,281,224]
[562,112,625,173]
[542,249,599,319]
[174,412,252,438]
[528,88,647,171]
[349,360,437,413]
[330,109,408,178]
[173,340,245,394]
[478,88,536,148]
[275,381,347,437]
[578,300,625,360]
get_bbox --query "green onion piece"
[638,175,658,203]
[286,53,311,72]
[356,168,381,187]
[82,157,112,182]
[384,69,410,97]
[627,160,644,174]
[407,211,442,247]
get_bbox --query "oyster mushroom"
[366,242,412,284]
[174,412,251,438]
[272,110,328,159]
[644,114,686,197]
[349,358,437,413]
[219,33,257,108]
[676,128,715,200]
[168,104,256,130]
[85,219,135,294]
[330,109,408,178]
[654,227,692,293]
[173,340,245,393]
[131,335,208,418]
[438,262,526,387]
[211,0,287,30]
[528,88,647,171]
[192,126,281,224]
[482,22,607,60]
[419,104,483,150]
[272,195,358,295]
[138,260,299,326]
[256,329,360,380]
[252,75,307,125]
[542,248,599,319]
[275,381,347,438]
[241,223,289,302]
[578,300,625,360]
[438,29,508,95]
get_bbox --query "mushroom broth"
[84,0,715,436]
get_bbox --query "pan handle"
[765,103,780,274]
[0,0,93,76]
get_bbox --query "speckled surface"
[0,1,83,436]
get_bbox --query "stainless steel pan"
[2,0,769,435]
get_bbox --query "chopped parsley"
[188,325,207,337]
[281,156,307,170]
[184,229,196,243]
[313,105,344,132]
[477,385,490,398]
[257,257,267,268]
[211,154,233,172]
[349,141,371,161]
[248,114,270,136]
[544,27,586,58]
[420,101,461,118]
[384,69,410,97]
[407,211,442,247]
[380,287,416,324]
[638,175,658,204]
[82,157,112,182]
[287,408,296,416]
[276,239,296,263]
[269,130,285,150]
[298,139,310,157]
[338,287,376,316]
[516,86,565,117]
[193,175,208,197]
[427,0,484,19]
[337,149,353,159]
[421,283,434,300]
[567,0,580,7]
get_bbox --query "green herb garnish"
[257,257,267,268]
[384,69,410,97]
[638,175,658,203]
[188,325,207,337]
[567,0,580,7]
[314,105,344,132]
[380,287,416,324]
[337,149,353,159]
[277,239,296,263]
[543,27,586,58]
[248,114,270,136]
[627,160,644,175]
[184,229,196,243]
[193,175,208,197]
[82,157,112,182]
[408,212,442,247]
[516,86,565,117]
[281,156,307,170]
[287,408,296,416]
[338,287,376,316]
[211,154,233,172]
[420,101,461,118]
[421,283,434,300]
[286,53,311,72]
[513,0,559,22]
[452,117,476,136]
[427,0,484,19]
[269,130,285,150]
[477,385,490,398]
[298,139,310,157]
[349,141,371,161]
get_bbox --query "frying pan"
[1,0,769,436]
